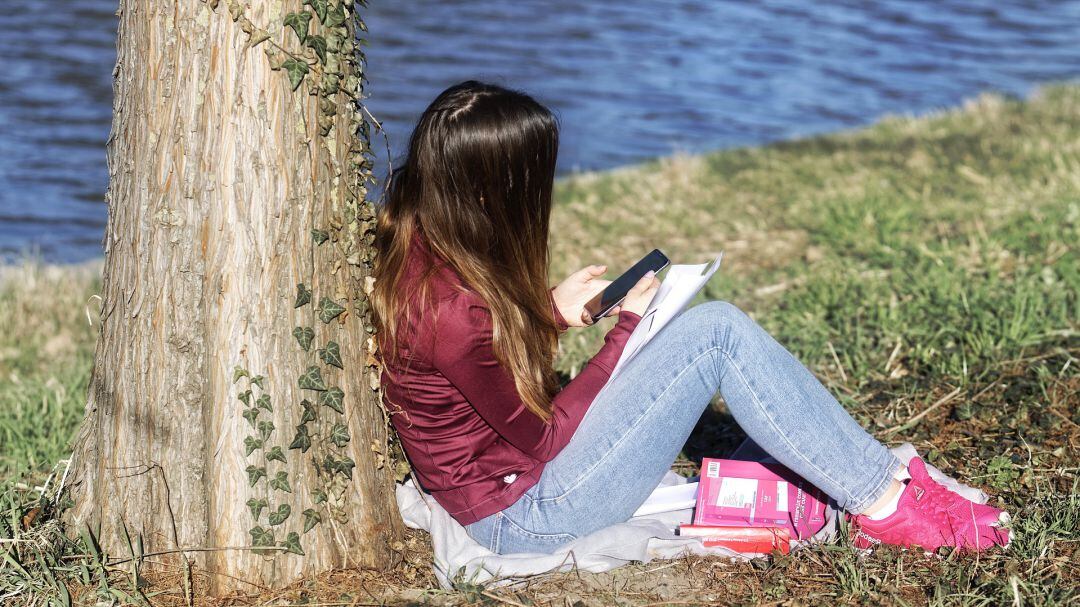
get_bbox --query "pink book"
[693,458,829,541]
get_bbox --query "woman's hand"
[620,271,661,317]
[551,265,611,327]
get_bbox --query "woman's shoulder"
[431,286,490,329]
[397,265,488,331]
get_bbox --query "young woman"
[371,81,1010,555]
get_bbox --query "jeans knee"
[684,301,755,346]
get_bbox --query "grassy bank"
[2,86,1078,605]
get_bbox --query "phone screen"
[584,249,669,322]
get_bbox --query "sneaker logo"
[855,531,881,546]
[913,486,925,501]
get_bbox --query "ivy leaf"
[270,470,292,493]
[394,458,411,483]
[238,390,252,406]
[242,407,260,429]
[243,436,264,456]
[292,326,315,352]
[228,0,244,22]
[301,508,322,533]
[317,114,333,137]
[282,58,309,91]
[255,393,272,412]
[268,504,292,526]
[324,3,346,27]
[249,526,275,552]
[266,446,287,463]
[298,366,327,391]
[325,455,355,480]
[311,228,329,245]
[317,297,346,324]
[245,465,267,487]
[257,420,275,441]
[320,72,340,96]
[319,340,343,369]
[326,33,343,53]
[338,456,356,479]
[288,425,312,453]
[233,367,249,383]
[307,35,328,65]
[246,497,268,519]
[300,399,317,424]
[336,455,354,479]
[323,456,338,475]
[304,0,327,22]
[281,531,304,556]
[245,28,271,49]
[313,488,328,504]
[250,375,266,390]
[283,11,313,43]
[329,422,350,448]
[294,283,312,308]
[319,387,344,414]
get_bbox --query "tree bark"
[67,0,401,593]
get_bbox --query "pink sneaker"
[850,458,1011,552]
[909,459,1010,528]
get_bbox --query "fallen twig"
[883,387,963,436]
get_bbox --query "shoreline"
[4,83,1076,270]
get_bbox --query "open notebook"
[607,253,724,382]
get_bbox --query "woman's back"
[381,236,541,524]
[381,234,639,525]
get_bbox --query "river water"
[1,1,1078,262]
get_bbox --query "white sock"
[867,466,912,521]
[867,484,905,520]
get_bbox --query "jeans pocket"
[495,513,576,555]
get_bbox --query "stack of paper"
[608,254,723,381]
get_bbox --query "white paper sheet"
[608,254,724,381]
[631,481,699,517]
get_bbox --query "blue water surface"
[1,0,1078,262]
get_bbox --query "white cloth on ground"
[395,443,989,589]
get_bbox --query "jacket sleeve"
[431,292,641,462]
[548,288,572,332]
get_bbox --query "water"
[1,1,1078,262]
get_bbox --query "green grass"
[0,264,99,477]
[2,86,1078,605]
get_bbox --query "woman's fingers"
[577,265,607,285]
[628,270,658,295]
[620,271,660,317]
[587,279,612,296]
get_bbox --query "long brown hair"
[371,80,561,421]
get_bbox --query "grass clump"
[2,86,1078,604]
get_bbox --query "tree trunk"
[67,0,402,593]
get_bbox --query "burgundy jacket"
[381,237,641,525]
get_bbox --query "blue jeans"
[464,301,901,554]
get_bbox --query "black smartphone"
[584,249,669,323]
